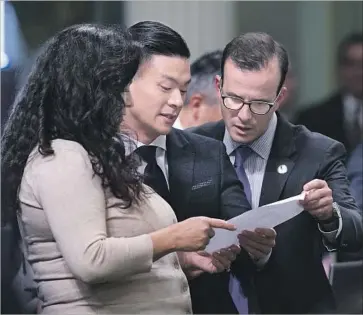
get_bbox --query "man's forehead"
[346,43,363,58]
[224,56,280,74]
[160,73,191,86]
[140,55,191,84]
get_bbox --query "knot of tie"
[234,145,253,168]
[134,145,170,203]
[135,145,157,164]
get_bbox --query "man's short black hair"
[128,21,190,62]
[221,32,289,94]
[185,50,222,106]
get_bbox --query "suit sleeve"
[318,141,363,252]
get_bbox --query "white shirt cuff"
[318,205,343,251]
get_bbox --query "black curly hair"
[1,24,145,226]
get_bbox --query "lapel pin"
[277,164,288,174]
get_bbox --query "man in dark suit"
[295,33,363,155]
[125,21,277,314]
[190,32,363,313]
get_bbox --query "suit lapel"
[328,94,346,144]
[210,120,226,141]
[166,129,195,212]
[259,113,297,206]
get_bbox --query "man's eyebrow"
[222,91,273,103]
[222,91,243,98]
[161,74,191,86]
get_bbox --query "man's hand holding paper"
[238,227,276,260]
[300,179,334,221]
[205,193,305,254]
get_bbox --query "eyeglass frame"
[219,82,282,115]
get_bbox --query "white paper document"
[205,193,305,253]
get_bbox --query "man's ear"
[215,75,222,93]
[274,86,287,111]
[123,86,132,107]
[188,93,204,121]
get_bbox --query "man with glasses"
[190,32,363,313]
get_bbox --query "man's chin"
[231,130,252,144]
[156,125,173,135]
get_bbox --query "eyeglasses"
[220,89,281,115]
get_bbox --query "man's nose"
[168,89,184,108]
[237,103,252,121]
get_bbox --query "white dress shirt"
[223,114,277,210]
[173,117,184,130]
[343,94,363,132]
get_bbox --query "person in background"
[190,31,363,314]
[338,142,363,262]
[347,142,363,211]
[174,50,223,130]
[1,24,240,314]
[1,4,33,309]
[127,21,277,314]
[2,1,29,70]
[295,33,363,155]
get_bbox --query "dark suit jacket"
[190,114,363,314]
[348,143,363,210]
[1,69,16,134]
[165,128,256,314]
[1,224,22,314]
[295,92,356,154]
[339,143,363,262]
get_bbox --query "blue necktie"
[229,145,253,314]
[234,146,253,205]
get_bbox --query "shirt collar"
[173,117,184,130]
[223,112,277,160]
[122,134,167,156]
[343,94,362,115]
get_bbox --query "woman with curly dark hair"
[1,24,238,314]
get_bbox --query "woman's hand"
[169,216,236,252]
[150,216,235,261]
[179,244,241,280]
